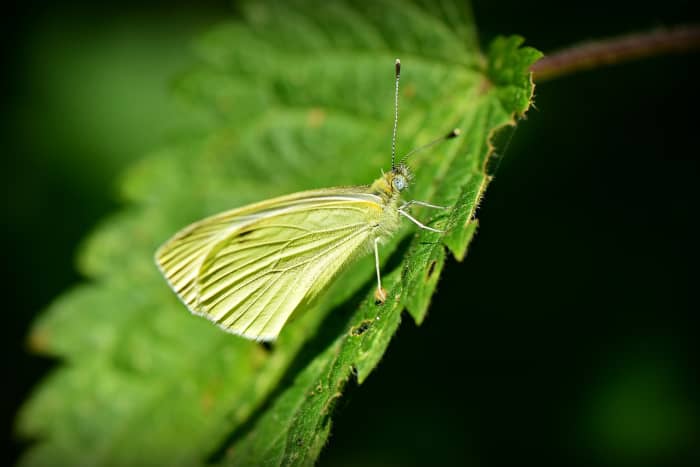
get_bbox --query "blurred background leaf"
[4,0,698,466]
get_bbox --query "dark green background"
[3,1,697,465]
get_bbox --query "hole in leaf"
[350,320,371,336]
[426,260,437,280]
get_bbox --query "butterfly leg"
[400,200,446,210]
[398,209,444,233]
[374,238,387,303]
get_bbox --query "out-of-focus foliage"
[16,1,540,465]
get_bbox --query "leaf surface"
[17,1,541,466]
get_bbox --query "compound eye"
[393,175,406,191]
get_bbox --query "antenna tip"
[395,58,401,74]
[448,128,461,138]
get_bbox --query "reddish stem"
[532,24,700,81]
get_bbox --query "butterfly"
[155,59,460,341]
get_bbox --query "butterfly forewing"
[155,188,385,341]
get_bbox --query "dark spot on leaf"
[237,229,253,238]
[426,260,437,280]
[307,107,325,127]
[478,76,493,95]
[260,341,273,352]
[295,437,304,447]
[350,320,371,336]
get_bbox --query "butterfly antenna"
[399,128,462,164]
[391,58,401,170]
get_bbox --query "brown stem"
[532,24,700,82]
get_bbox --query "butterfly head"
[371,163,412,199]
[389,163,412,193]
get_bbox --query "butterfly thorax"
[368,164,411,238]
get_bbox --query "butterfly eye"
[393,175,407,191]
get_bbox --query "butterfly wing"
[155,188,384,341]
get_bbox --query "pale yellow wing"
[155,188,384,341]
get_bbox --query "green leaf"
[16,1,541,466]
